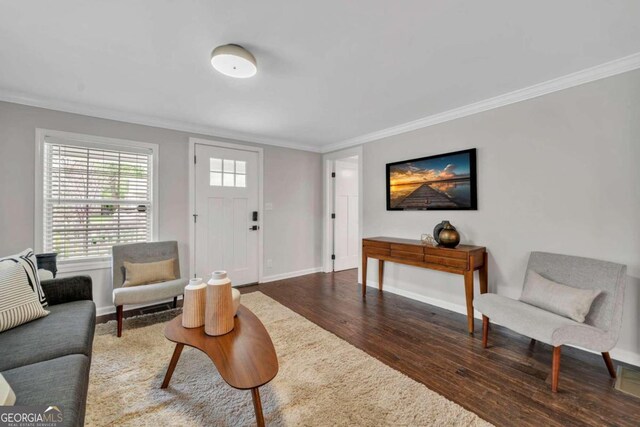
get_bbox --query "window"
[209,158,246,187]
[37,130,158,262]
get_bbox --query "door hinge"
[331,213,335,219]
[193,214,198,223]
[194,155,197,164]
[331,254,335,260]
[331,172,336,178]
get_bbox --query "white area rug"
[87,291,491,426]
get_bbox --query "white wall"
[361,69,640,365]
[0,101,323,314]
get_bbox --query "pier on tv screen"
[386,148,477,211]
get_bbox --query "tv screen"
[386,148,477,210]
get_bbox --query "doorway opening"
[323,146,363,274]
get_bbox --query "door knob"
[249,225,260,231]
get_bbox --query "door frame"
[322,146,363,275]
[188,137,264,283]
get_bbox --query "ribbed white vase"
[204,271,234,336]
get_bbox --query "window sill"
[57,259,111,273]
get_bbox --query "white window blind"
[42,138,154,261]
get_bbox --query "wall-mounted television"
[386,148,477,210]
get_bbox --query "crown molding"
[322,51,640,153]
[0,90,323,153]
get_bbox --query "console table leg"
[464,264,475,335]
[251,387,265,427]
[362,254,368,297]
[479,251,488,294]
[378,260,384,291]
[161,343,184,389]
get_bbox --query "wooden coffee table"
[161,306,278,426]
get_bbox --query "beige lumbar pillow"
[520,270,601,323]
[0,373,16,405]
[0,263,49,333]
[123,258,176,287]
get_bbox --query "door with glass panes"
[194,144,259,284]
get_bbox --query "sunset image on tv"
[387,149,476,210]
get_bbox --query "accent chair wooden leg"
[530,339,536,346]
[116,305,123,337]
[602,352,617,378]
[482,316,489,348]
[173,296,178,309]
[551,346,562,392]
[251,387,265,427]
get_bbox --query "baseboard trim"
[261,267,323,284]
[609,349,640,368]
[366,280,483,319]
[366,281,640,367]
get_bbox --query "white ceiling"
[1,1,639,152]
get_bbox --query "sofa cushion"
[113,277,188,306]
[2,354,89,427]
[0,301,95,371]
[520,270,601,322]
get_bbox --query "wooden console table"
[362,237,488,334]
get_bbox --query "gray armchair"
[112,241,188,337]
[475,251,626,392]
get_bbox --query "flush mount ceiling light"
[210,44,257,78]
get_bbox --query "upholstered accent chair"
[112,241,188,337]
[474,251,626,392]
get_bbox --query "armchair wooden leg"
[172,296,178,309]
[602,352,617,378]
[551,346,561,392]
[116,305,123,337]
[482,316,489,348]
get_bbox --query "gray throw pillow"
[520,270,601,323]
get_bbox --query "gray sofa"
[0,275,95,427]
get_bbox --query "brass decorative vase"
[204,271,235,336]
[438,221,460,248]
[433,220,454,244]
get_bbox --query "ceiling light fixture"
[210,44,257,78]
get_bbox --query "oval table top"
[164,305,278,390]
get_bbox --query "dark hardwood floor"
[98,269,640,426]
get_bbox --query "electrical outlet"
[266,259,273,268]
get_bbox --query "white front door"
[194,144,259,285]
[333,158,359,271]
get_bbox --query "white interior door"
[194,144,259,285]
[333,158,359,271]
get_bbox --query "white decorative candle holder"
[182,278,206,328]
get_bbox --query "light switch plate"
[265,203,274,210]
